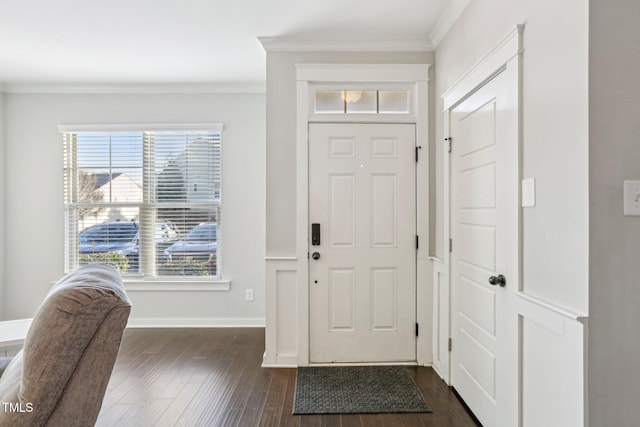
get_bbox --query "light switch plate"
[522,178,536,208]
[623,180,640,216]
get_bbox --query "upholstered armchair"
[0,264,131,427]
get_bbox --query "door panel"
[328,268,356,330]
[451,69,518,427]
[328,175,356,247]
[371,174,398,247]
[371,267,398,330]
[309,123,416,363]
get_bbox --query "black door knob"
[312,252,321,260]
[488,274,506,287]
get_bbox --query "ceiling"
[0,0,455,85]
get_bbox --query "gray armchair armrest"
[0,357,12,378]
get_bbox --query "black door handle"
[312,252,321,260]
[488,274,506,287]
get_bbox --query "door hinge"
[416,235,419,250]
[415,146,422,162]
[448,338,452,352]
[445,137,452,153]
[449,238,453,253]
[416,323,419,337]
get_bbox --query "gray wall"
[434,0,589,314]
[2,92,266,323]
[589,0,640,424]
[265,50,434,257]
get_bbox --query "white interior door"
[309,123,416,363]
[450,68,518,426]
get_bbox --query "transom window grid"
[63,129,222,279]
[314,90,410,114]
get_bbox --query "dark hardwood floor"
[96,328,478,427]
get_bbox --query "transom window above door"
[314,90,410,114]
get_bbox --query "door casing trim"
[295,64,431,366]
[442,25,523,426]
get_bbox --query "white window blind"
[63,127,222,278]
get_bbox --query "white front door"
[309,123,416,363]
[450,68,518,426]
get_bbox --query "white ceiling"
[0,0,455,85]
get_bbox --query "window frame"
[308,82,417,122]
[60,123,230,291]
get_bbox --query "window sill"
[0,318,32,346]
[123,278,231,292]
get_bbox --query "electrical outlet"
[245,289,254,301]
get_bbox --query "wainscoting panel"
[431,257,450,383]
[517,293,587,427]
[264,258,299,367]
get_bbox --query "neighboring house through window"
[62,125,222,279]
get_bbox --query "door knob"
[488,274,506,287]
[312,252,321,260]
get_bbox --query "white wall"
[435,1,589,425]
[589,0,640,424]
[3,92,266,325]
[435,0,589,316]
[265,51,434,257]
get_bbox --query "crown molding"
[259,37,432,52]
[1,82,266,95]
[57,123,224,133]
[296,63,431,83]
[429,0,471,49]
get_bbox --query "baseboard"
[260,357,433,369]
[127,317,265,328]
[261,352,298,368]
[432,361,447,383]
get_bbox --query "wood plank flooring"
[96,328,479,427]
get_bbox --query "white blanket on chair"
[47,264,131,305]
